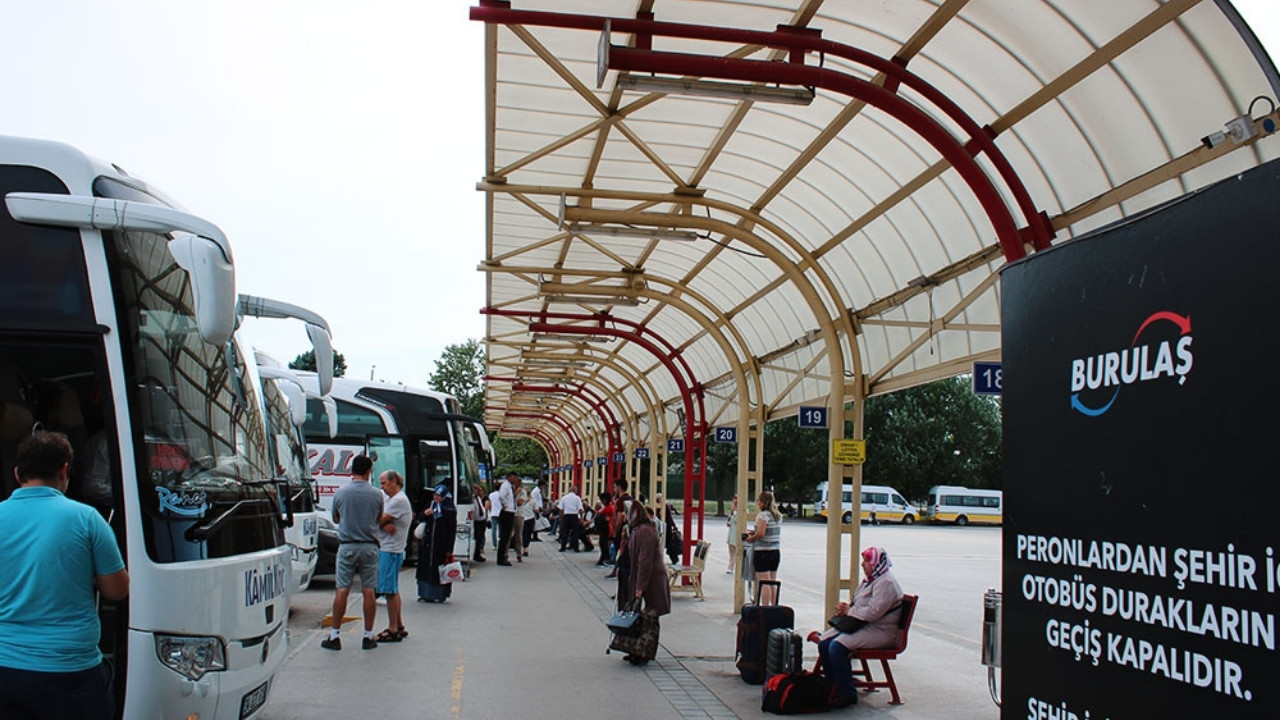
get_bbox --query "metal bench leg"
[880,658,902,704]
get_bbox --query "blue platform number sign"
[972,361,1003,395]
[667,438,685,453]
[612,452,624,463]
[797,406,828,429]
[597,457,606,467]
[583,459,593,469]
[635,447,650,460]
[714,426,737,443]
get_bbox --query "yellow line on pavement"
[450,646,465,716]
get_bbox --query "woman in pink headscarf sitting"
[813,546,904,709]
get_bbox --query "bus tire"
[841,511,853,524]
[955,515,969,527]
[902,514,915,525]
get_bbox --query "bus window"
[368,436,408,495]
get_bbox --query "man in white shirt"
[557,485,584,552]
[495,473,518,566]
[374,471,412,643]
[488,485,502,551]
[526,479,546,544]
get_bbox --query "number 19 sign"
[798,406,828,429]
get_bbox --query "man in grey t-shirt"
[323,455,384,651]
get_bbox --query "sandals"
[375,629,402,643]
[397,627,409,640]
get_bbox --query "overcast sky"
[2,1,1276,385]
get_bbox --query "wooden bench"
[667,539,710,600]
[808,593,918,704]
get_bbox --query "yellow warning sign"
[832,439,866,465]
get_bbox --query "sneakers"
[320,637,342,651]
[362,637,378,650]
[473,556,487,563]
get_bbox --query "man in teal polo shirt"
[0,431,129,720]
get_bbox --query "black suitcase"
[736,580,795,684]
[766,627,803,679]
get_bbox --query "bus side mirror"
[306,323,334,396]
[169,232,236,345]
[5,192,237,346]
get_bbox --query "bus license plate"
[240,681,269,719]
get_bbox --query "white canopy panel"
[474,0,1279,447]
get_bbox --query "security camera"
[1201,130,1228,149]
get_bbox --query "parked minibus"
[812,482,918,524]
[924,485,1003,525]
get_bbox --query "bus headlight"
[155,634,227,680]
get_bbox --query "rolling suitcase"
[736,580,795,684]
[766,627,803,679]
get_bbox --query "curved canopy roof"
[472,0,1279,456]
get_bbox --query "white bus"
[299,376,481,572]
[256,360,320,593]
[1,136,287,718]
[924,485,1003,526]
[241,296,336,595]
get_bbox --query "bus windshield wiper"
[184,499,273,542]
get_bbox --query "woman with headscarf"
[813,546,905,708]
[616,499,670,665]
[415,484,458,603]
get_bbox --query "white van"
[813,482,918,524]
[924,485,1003,525]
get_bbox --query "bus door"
[417,438,473,566]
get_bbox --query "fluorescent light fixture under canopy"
[542,294,641,307]
[618,74,815,106]
[567,223,698,242]
[532,332,615,343]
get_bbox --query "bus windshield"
[99,179,280,563]
[262,378,312,512]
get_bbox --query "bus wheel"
[902,515,915,525]
[956,515,969,527]
[842,511,853,524]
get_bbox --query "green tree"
[762,417,829,505]
[428,339,485,418]
[705,438,739,515]
[492,436,547,481]
[862,376,1002,502]
[288,349,347,377]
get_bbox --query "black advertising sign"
[1001,160,1280,719]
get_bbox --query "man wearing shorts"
[323,455,384,651]
[374,470,412,643]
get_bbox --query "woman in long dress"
[620,500,671,665]
[415,485,458,603]
[814,546,905,708]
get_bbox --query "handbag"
[438,560,464,584]
[827,614,866,634]
[534,515,551,532]
[606,600,643,636]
